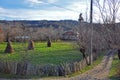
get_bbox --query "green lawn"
[109,54,120,80]
[0,42,82,65]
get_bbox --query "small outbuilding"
[62,31,79,40]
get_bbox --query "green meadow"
[0,42,82,65]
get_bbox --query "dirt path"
[43,50,115,80]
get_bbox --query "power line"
[40,0,80,13]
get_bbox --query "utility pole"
[90,0,93,65]
[90,0,93,24]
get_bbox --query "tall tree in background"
[95,0,120,59]
[76,23,91,65]
[0,27,5,42]
[78,13,84,22]
[76,23,103,65]
[94,0,120,24]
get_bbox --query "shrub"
[116,64,120,77]
[118,49,120,60]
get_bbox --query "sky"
[0,0,90,21]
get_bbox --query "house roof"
[63,31,79,35]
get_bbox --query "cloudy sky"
[0,0,90,20]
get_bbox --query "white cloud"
[0,1,87,21]
[25,0,58,7]
[0,7,78,20]
[26,0,58,3]
[66,1,90,21]
[0,7,6,12]
[26,0,43,4]
[47,0,58,3]
[25,0,44,7]
[67,2,87,13]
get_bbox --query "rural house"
[62,30,79,40]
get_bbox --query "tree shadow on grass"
[0,51,4,54]
[0,73,35,79]
[113,57,119,60]
[109,76,120,80]
[0,73,62,79]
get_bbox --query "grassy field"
[0,41,82,65]
[109,54,120,80]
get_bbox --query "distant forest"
[0,20,80,30]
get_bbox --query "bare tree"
[2,22,12,42]
[78,13,84,22]
[76,23,91,65]
[94,0,120,60]
[76,23,106,65]
[0,27,5,42]
[94,0,120,48]
[94,0,120,24]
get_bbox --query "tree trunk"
[80,48,89,65]
[118,49,120,60]
[6,32,9,42]
[92,49,97,60]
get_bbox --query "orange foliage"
[0,27,3,33]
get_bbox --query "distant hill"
[0,20,80,30]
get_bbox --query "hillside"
[0,20,79,30]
